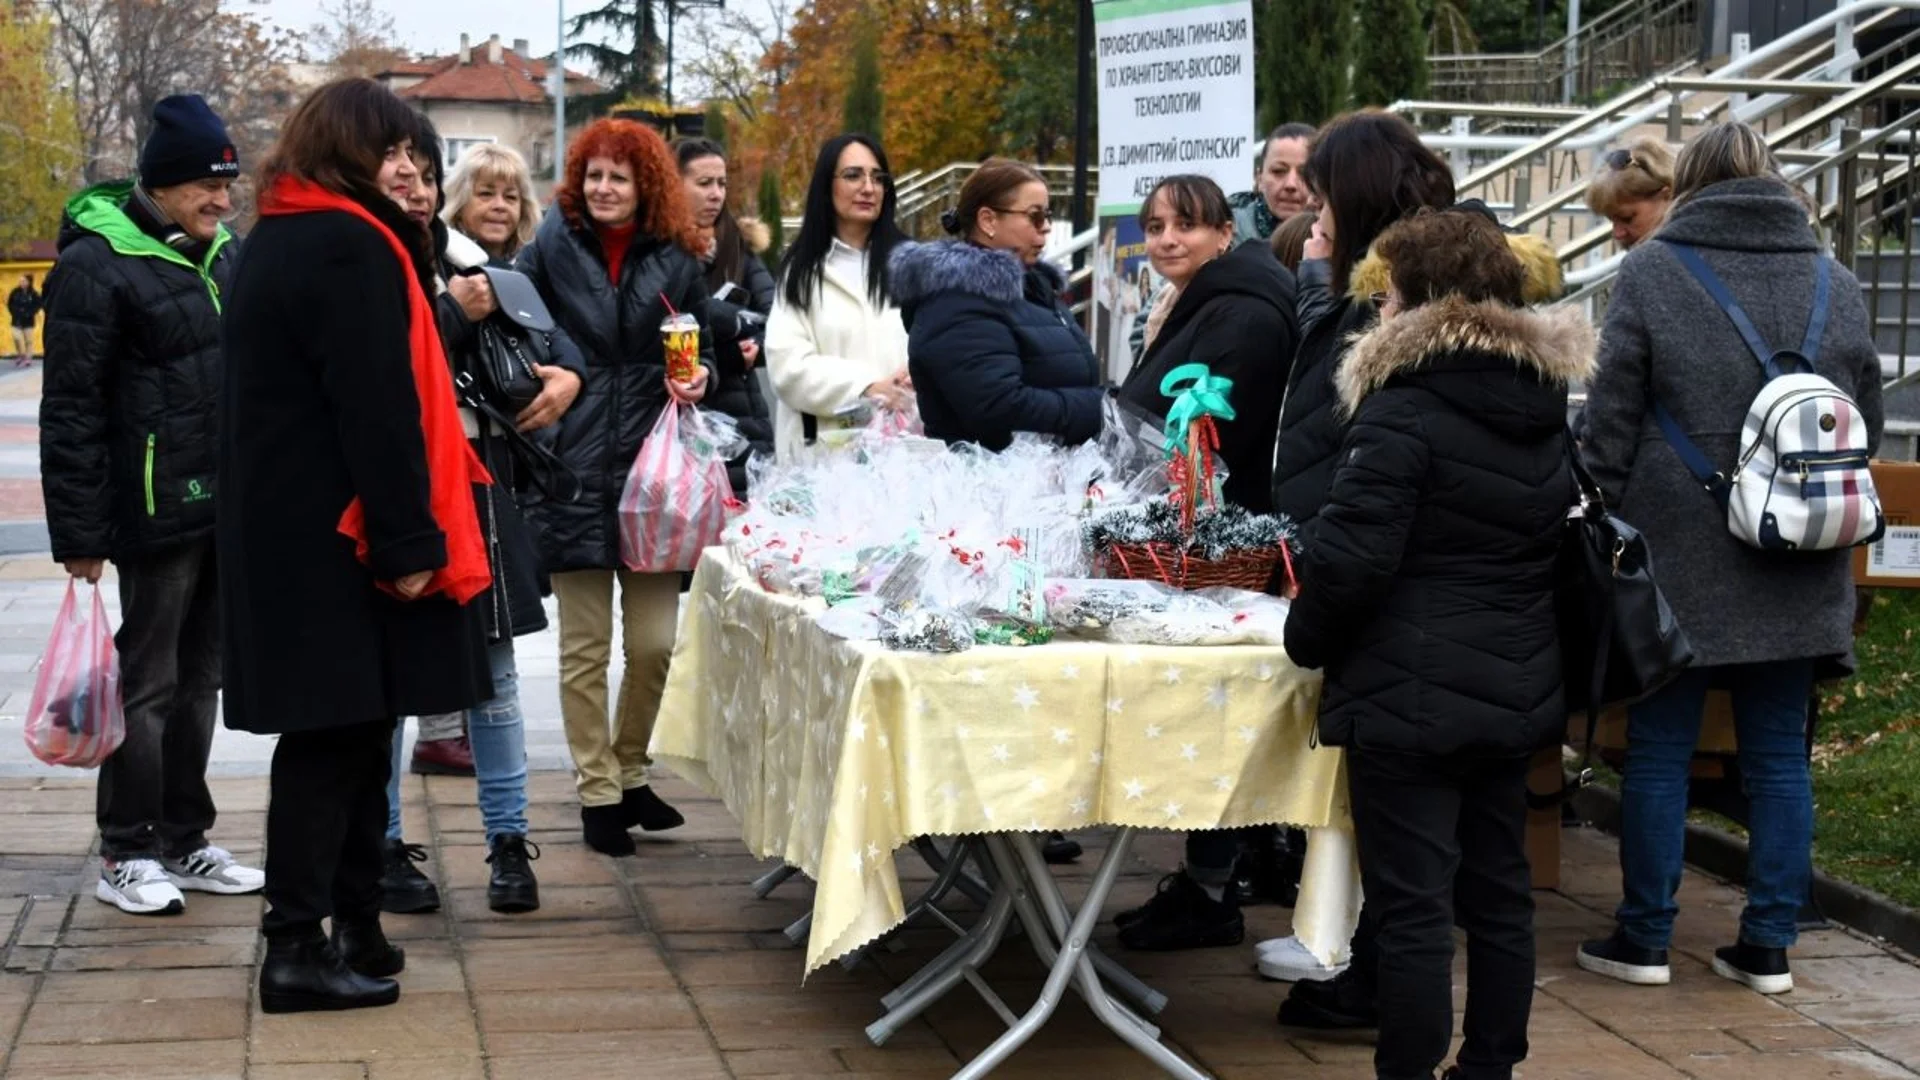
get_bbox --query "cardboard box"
[1570,693,1739,756]
[1855,459,1920,589]
[1526,745,1561,890]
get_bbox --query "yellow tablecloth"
[652,550,1351,974]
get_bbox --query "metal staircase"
[1427,0,1706,105]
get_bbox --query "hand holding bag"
[23,581,125,768]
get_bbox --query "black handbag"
[467,266,556,413]
[1540,438,1696,807]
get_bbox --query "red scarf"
[259,176,494,605]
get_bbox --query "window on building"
[444,136,498,166]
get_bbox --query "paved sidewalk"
[0,768,1914,1080]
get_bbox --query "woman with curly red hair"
[515,117,714,855]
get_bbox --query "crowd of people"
[31,73,1878,1079]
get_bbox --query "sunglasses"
[1368,291,1396,309]
[836,168,892,186]
[1605,149,1640,172]
[995,205,1053,228]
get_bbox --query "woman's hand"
[865,367,914,412]
[738,339,761,368]
[448,273,497,323]
[666,367,709,404]
[394,571,432,600]
[516,364,582,432]
[1304,223,1332,262]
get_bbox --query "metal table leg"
[844,837,987,972]
[865,882,1016,1046]
[949,830,1211,1080]
[751,862,801,900]
[993,834,1168,1016]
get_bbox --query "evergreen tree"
[1351,0,1430,108]
[842,23,884,138]
[758,168,786,262]
[993,0,1082,164]
[1259,0,1353,128]
[565,0,664,119]
[703,100,731,148]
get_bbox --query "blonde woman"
[1587,136,1676,250]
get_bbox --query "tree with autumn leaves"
[0,13,80,255]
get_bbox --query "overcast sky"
[252,0,571,58]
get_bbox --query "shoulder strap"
[1662,241,1778,371]
[1801,255,1833,362]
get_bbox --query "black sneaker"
[1576,931,1671,986]
[1115,871,1243,951]
[379,840,441,915]
[1712,940,1793,995]
[1041,832,1082,864]
[486,834,541,914]
[1276,966,1378,1029]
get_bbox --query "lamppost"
[553,0,567,182]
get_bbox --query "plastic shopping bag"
[619,403,736,572]
[23,581,125,768]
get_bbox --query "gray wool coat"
[1582,176,1883,669]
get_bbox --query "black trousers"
[262,718,394,940]
[1349,748,1535,1080]
[98,539,220,861]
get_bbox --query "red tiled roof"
[387,47,598,104]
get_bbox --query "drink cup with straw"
[659,292,701,385]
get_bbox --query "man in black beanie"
[40,92,261,916]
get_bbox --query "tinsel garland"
[1082,498,1296,562]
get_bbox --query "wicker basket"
[1101,541,1289,592]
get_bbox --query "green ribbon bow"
[1160,363,1236,455]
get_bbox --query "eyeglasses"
[836,168,892,186]
[1606,149,1640,172]
[994,205,1053,228]
[1368,291,1394,309]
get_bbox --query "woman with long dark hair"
[764,134,911,457]
[677,137,775,490]
[892,158,1102,450]
[515,118,712,856]
[220,77,494,1012]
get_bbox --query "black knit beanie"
[139,95,240,189]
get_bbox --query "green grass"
[1810,590,1920,909]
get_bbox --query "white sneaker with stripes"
[96,859,186,915]
[163,846,265,895]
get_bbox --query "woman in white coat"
[765,134,911,457]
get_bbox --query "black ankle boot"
[379,839,440,915]
[619,785,684,832]
[260,936,399,1014]
[487,834,541,913]
[330,918,405,978]
[582,803,636,856]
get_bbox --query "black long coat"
[218,208,491,734]
[1117,241,1298,513]
[514,205,715,573]
[1284,297,1595,756]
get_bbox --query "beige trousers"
[552,569,681,807]
[10,328,32,360]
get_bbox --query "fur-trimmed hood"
[1351,229,1564,306]
[1337,295,1596,428]
[889,239,1068,308]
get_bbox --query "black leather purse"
[1543,437,1696,806]
[467,266,554,413]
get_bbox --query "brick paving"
[0,768,1912,1080]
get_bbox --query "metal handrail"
[1458,0,1914,193]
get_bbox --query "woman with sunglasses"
[893,158,1102,451]
[765,134,911,457]
[1587,137,1675,250]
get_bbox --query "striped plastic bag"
[23,581,124,768]
[620,403,735,573]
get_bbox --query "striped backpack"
[1653,241,1884,552]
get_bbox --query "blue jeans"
[1615,661,1815,951]
[387,640,530,845]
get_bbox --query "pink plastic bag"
[619,403,735,572]
[23,581,125,768]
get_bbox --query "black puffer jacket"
[704,248,776,494]
[892,240,1103,450]
[1118,242,1298,513]
[1270,294,1374,530]
[515,205,714,573]
[41,181,235,562]
[1284,297,1595,756]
